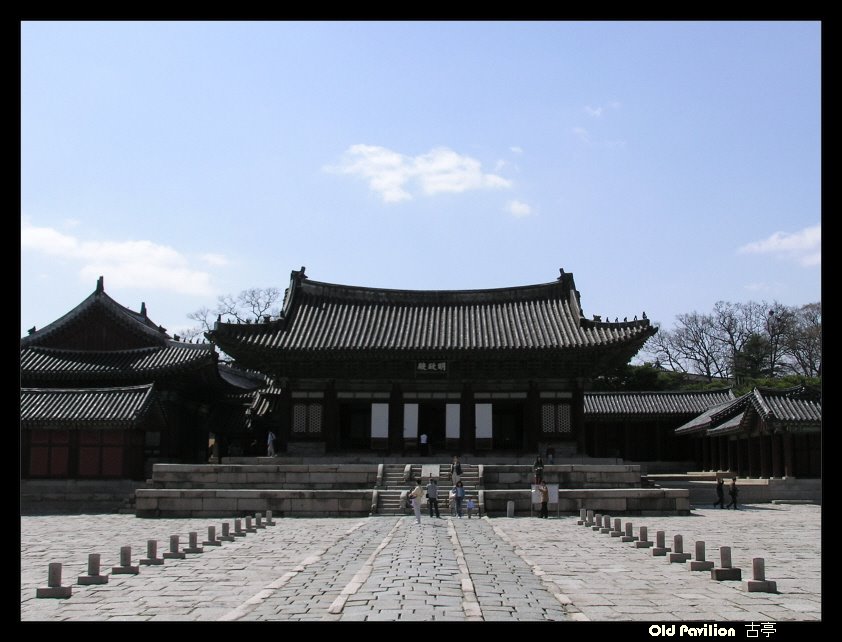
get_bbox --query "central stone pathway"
[224,517,575,621]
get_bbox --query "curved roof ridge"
[21,281,169,347]
[21,383,155,393]
[587,387,733,396]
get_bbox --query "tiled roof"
[211,269,656,354]
[585,389,733,419]
[706,411,747,436]
[20,385,155,428]
[749,386,821,425]
[675,385,821,437]
[20,343,216,380]
[674,397,741,434]
[21,277,168,349]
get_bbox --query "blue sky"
[21,21,821,349]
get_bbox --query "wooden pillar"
[322,381,339,453]
[723,436,737,473]
[735,437,744,477]
[701,438,709,471]
[759,433,770,478]
[388,383,404,453]
[572,384,585,456]
[460,383,475,454]
[782,432,794,478]
[277,386,292,453]
[747,434,758,478]
[770,433,782,478]
[694,438,702,471]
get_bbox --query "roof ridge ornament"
[96,276,104,293]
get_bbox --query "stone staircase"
[375,463,482,515]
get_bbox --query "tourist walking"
[267,430,276,457]
[419,432,429,457]
[426,478,441,518]
[466,496,476,518]
[409,479,425,524]
[727,477,739,509]
[537,481,549,518]
[713,478,725,509]
[451,480,466,518]
[533,455,545,484]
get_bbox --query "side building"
[208,267,657,457]
[675,384,821,478]
[20,277,262,480]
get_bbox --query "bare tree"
[182,287,283,343]
[643,299,821,384]
[782,302,822,377]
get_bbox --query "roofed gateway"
[209,267,657,456]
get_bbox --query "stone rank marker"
[36,562,72,598]
[111,546,140,575]
[203,525,222,546]
[610,518,623,537]
[668,535,691,563]
[652,530,671,556]
[255,513,266,529]
[78,553,108,585]
[621,522,638,543]
[163,535,186,560]
[592,514,602,531]
[711,546,742,581]
[600,515,612,534]
[689,541,715,571]
[184,531,204,554]
[233,519,247,537]
[577,508,586,525]
[635,526,653,548]
[219,522,235,542]
[140,539,164,565]
[265,510,276,526]
[743,558,777,593]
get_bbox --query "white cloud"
[572,127,625,149]
[201,253,230,267]
[738,224,821,267]
[21,219,216,296]
[585,102,621,117]
[510,146,523,154]
[506,200,532,218]
[328,144,511,203]
[572,127,591,143]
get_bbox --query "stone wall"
[149,464,378,489]
[482,464,642,489]
[136,489,374,518]
[482,488,690,516]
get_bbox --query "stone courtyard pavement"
[20,504,820,622]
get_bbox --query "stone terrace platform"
[136,463,691,517]
[20,505,820,621]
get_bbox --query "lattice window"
[541,403,572,433]
[293,403,323,434]
[308,404,322,433]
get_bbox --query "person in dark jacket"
[713,478,725,509]
[726,477,739,509]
